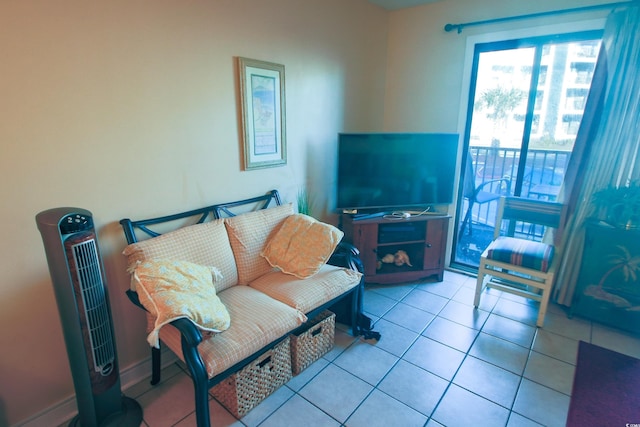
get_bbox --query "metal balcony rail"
[466,146,570,235]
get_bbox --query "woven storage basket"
[290,310,335,375]
[211,336,292,418]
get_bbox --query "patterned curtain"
[553,4,640,306]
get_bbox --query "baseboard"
[16,350,178,427]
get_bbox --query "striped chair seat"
[485,236,555,273]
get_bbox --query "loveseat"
[119,190,370,427]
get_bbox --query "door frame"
[449,24,605,273]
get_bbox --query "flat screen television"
[336,133,459,212]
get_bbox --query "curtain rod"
[444,1,633,33]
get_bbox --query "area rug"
[566,341,640,426]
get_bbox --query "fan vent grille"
[72,238,115,375]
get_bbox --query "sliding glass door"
[452,31,602,271]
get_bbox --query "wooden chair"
[474,196,566,327]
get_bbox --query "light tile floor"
[123,270,640,427]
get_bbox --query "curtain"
[553,3,640,306]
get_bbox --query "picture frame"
[237,57,287,170]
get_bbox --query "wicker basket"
[290,310,335,375]
[211,336,292,418]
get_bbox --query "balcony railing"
[455,146,570,267]
[467,146,570,228]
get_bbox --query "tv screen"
[336,133,459,211]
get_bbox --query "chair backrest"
[494,196,567,246]
[463,152,476,200]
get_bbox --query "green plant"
[474,86,526,147]
[591,182,640,229]
[474,86,526,121]
[297,189,310,216]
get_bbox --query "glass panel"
[470,48,534,152]
[455,47,534,267]
[524,40,601,202]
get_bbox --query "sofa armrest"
[328,241,364,273]
[125,289,204,348]
[125,289,208,400]
[172,318,204,347]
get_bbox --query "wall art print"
[237,57,286,170]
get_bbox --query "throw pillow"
[224,203,295,284]
[122,220,238,293]
[261,214,344,279]
[132,259,231,348]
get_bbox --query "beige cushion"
[158,286,306,378]
[224,203,295,285]
[249,264,362,313]
[261,214,344,278]
[122,220,238,292]
[132,260,230,348]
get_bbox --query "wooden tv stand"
[341,214,449,284]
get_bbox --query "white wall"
[0,1,388,424]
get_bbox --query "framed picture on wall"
[237,57,287,170]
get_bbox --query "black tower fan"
[36,208,142,426]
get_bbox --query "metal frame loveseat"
[120,190,373,426]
